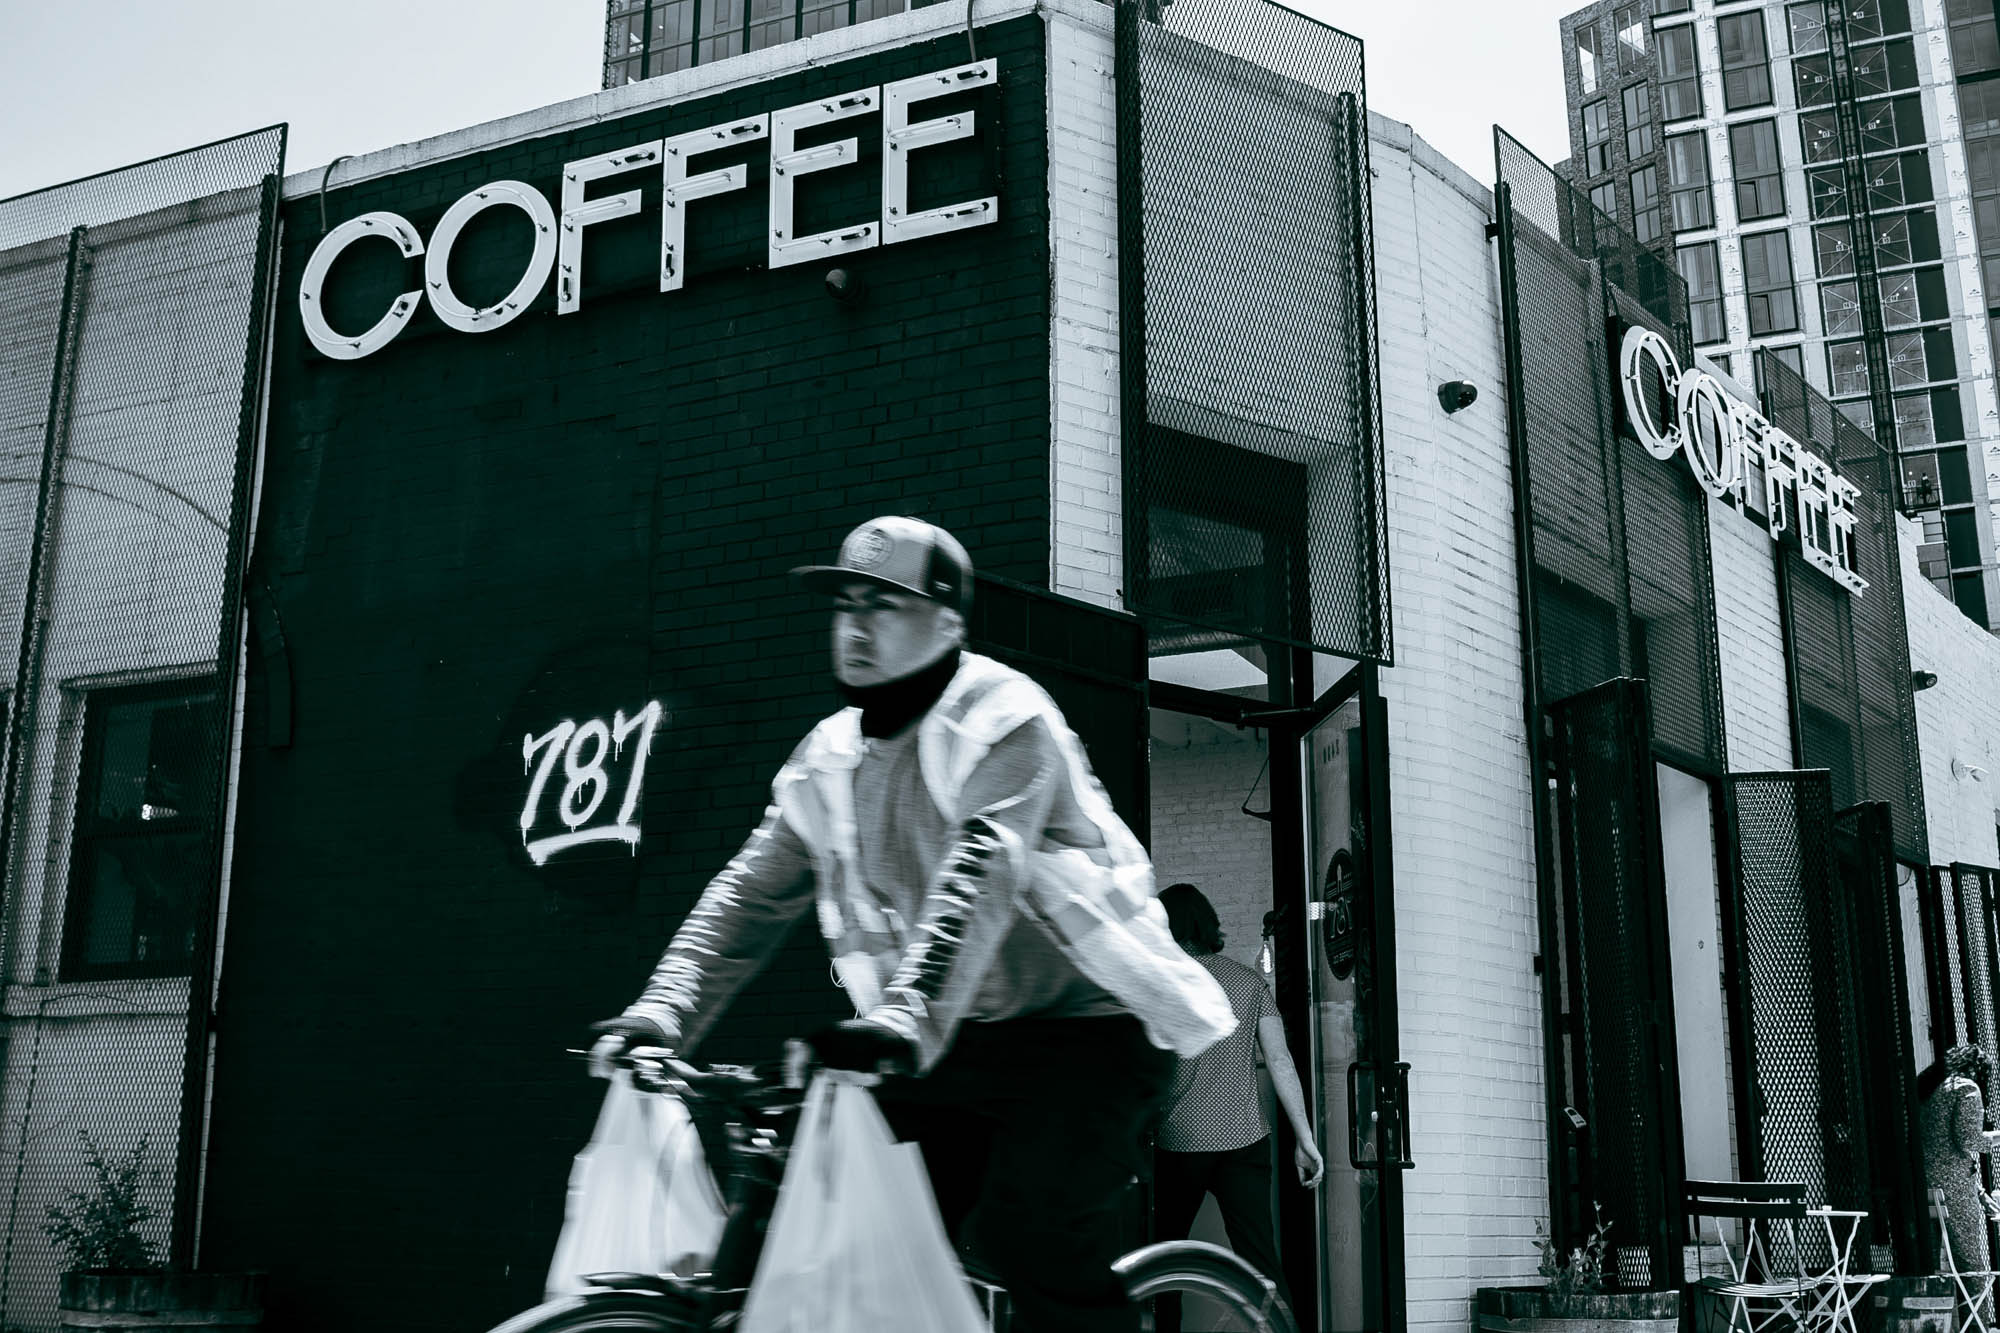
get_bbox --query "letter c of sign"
[1619,326,1683,462]
[298,213,426,361]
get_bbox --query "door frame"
[1151,650,1406,1333]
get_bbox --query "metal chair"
[1798,1207,1887,1333]
[1930,1187,1997,1333]
[1684,1181,1813,1333]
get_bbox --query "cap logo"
[842,525,894,570]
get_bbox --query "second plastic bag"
[737,1073,986,1333]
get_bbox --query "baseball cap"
[792,516,973,613]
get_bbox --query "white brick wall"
[1369,114,1548,1333]
[1148,715,1273,969]
[1903,515,2000,868]
[1045,4,1123,610]
[1707,483,1794,771]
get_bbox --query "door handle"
[1348,1062,1378,1169]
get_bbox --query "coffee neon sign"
[298,59,999,362]
[1618,326,1866,595]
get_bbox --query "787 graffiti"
[519,701,665,866]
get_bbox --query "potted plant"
[1475,1207,1680,1333]
[43,1132,264,1331]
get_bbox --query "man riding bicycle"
[591,516,1234,1333]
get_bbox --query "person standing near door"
[1920,1043,2000,1272]
[1153,882,1324,1333]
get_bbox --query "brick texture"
[1369,115,1548,1333]
[201,22,1052,1332]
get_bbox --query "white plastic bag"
[545,1072,727,1298]
[737,1073,986,1333]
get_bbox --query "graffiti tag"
[520,700,665,865]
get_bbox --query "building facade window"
[1667,132,1714,230]
[1853,39,1920,98]
[1815,222,1855,276]
[1859,95,1925,154]
[1680,242,1725,344]
[1616,5,1647,69]
[62,678,220,981]
[1624,83,1656,159]
[1731,120,1785,220]
[1766,344,1807,378]
[1651,0,1691,14]
[1742,231,1799,335]
[1719,11,1774,110]
[1590,182,1619,218]
[1948,0,2000,75]
[1823,281,1862,336]
[1632,164,1665,243]
[1828,339,1870,397]
[1584,99,1613,177]
[1660,25,1702,120]
[1576,21,1602,95]
[1962,79,2000,305]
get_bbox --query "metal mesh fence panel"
[1834,803,1929,1270]
[1954,867,2000,1059]
[1758,350,1927,863]
[1728,773,1870,1215]
[1493,131,1724,772]
[1115,0,1389,662]
[1550,679,1679,1290]
[0,126,283,1329]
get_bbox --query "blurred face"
[831,583,960,687]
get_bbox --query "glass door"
[1302,697,1399,1332]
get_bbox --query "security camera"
[1437,379,1479,414]
[823,267,864,304]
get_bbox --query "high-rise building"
[602,0,911,85]
[1559,0,2000,629]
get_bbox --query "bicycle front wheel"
[1115,1239,1302,1333]
[481,1290,698,1333]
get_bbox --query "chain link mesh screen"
[1758,350,1927,863]
[1953,866,2000,1058]
[1834,803,1929,1270]
[0,126,283,1328]
[1115,0,1389,662]
[1550,678,1679,1290]
[1729,773,1870,1215]
[1493,131,1724,772]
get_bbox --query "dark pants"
[875,1015,1175,1333]
[1151,1136,1293,1333]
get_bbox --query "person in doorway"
[1921,1043,2000,1274]
[1151,883,1324,1333]
[588,516,1236,1333]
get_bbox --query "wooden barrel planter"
[1869,1276,1961,1333]
[1477,1286,1681,1333]
[57,1272,265,1330]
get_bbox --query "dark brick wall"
[202,18,1050,1330]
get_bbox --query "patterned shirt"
[1158,952,1274,1152]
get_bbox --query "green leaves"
[41,1132,164,1274]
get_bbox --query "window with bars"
[1577,20,1603,95]
[1731,120,1785,220]
[1790,2,1830,53]
[1949,0,2000,74]
[1680,241,1725,344]
[1828,339,1870,397]
[1668,132,1713,230]
[1799,110,1840,164]
[1584,99,1613,177]
[1823,280,1862,336]
[62,679,220,980]
[1632,164,1665,244]
[1742,230,1799,335]
[1854,40,1920,98]
[1859,96,1925,155]
[1616,5,1647,69]
[1815,222,1854,277]
[1624,83,1655,159]
[1659,25,1701,120]
[1719,11,1774,109]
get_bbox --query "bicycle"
[486,1047,1300,1333]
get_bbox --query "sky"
[0,0,1575,204]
